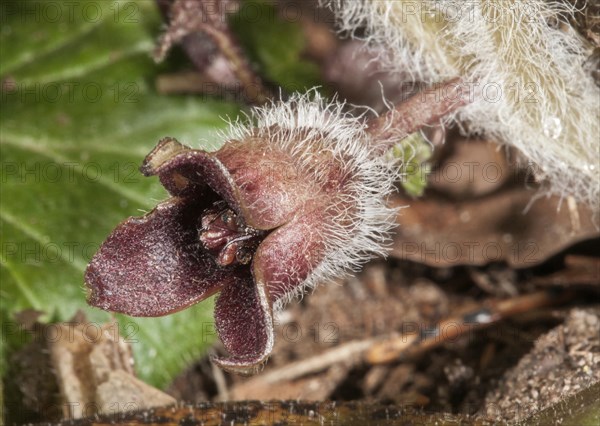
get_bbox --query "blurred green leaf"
[230,0,322,93]
[0,0,241,387]
[392,132,433,197]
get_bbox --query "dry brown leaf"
[14,313,176,421]
[391,189,599,268]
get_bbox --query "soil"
[167,258,600,423]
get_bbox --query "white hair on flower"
[324,0,600,210]
[226,91,401,311]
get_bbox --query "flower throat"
[199,201,266,267]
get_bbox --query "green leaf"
[230,0,322,93]
[0,0,241,387]
[392,132,433,197]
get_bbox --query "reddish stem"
[367,78,472,156]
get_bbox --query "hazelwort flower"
[85,93,403,373]
[85,77,469,373]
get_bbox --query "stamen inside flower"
[199,201,265,267]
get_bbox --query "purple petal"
[143,137,310,231]
[212,274,274,375]
[215,140,311,230]
[252,208,328,303]
[140,138,249,222]
[140,137,220,199]
[85,197,232,316]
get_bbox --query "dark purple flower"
[85,79,470,373]
[85,94,400,374]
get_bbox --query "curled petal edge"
[211,275,274,375]
[140,137,240,206]
[141,137,307,230]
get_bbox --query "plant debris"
[483,308,600,422]
[5,313,175,423]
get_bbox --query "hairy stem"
[366,78,471,156]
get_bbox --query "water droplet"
[543,116,562,139]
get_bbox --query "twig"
[234,289,575,384]
[243,338,377,385]
[528,255,600,287]
[155,0,269,104]
[366,289,575,364]
[156,71,217,95]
